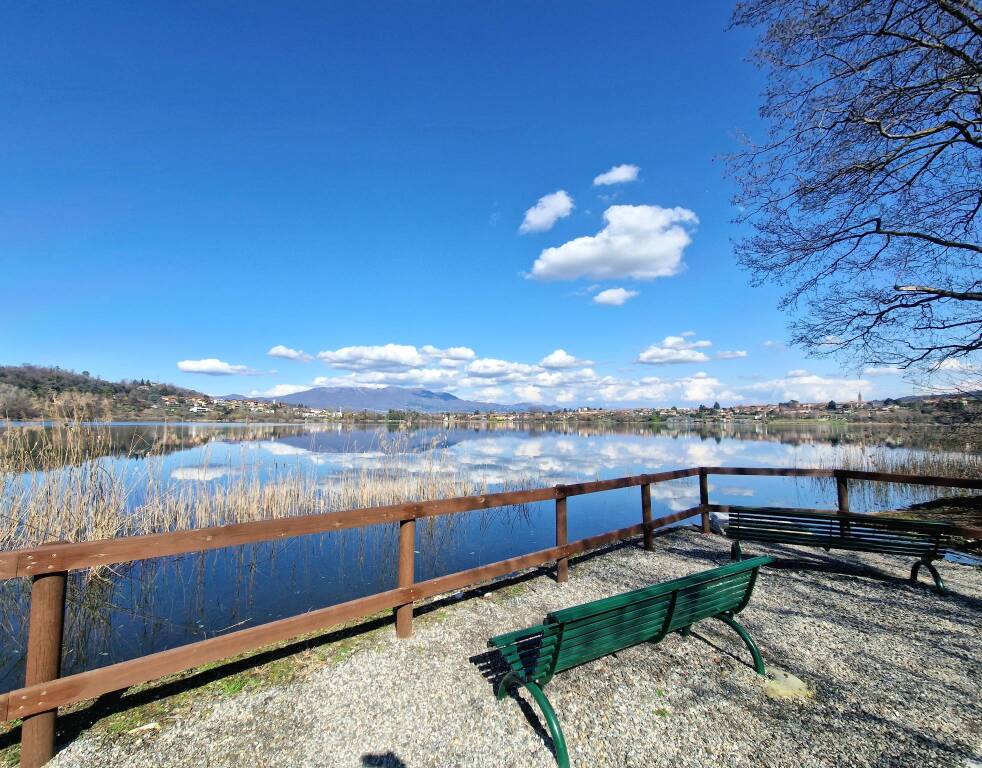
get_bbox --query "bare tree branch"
[728,0,982,374]
[894,284,982,299]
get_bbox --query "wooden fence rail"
[1,465,979,767]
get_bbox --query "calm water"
[0,421,975,692]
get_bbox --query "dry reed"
[0,421,495,555]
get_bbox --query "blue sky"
[0,2,915,406]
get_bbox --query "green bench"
[487,556,773,768]
[725,506,953,593]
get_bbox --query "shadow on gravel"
[361,752,408,767]
[0,534,664,760]
[467,647,559,764]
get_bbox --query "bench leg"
[496,671,523,701]
[713,613,765,675]
[910,558,947,595]
[524,682,570,768]
[730,541,742,561]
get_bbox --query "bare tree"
[728,0,981,375]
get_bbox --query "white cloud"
[531,205,698,281]
[716,350,748,360]
[318,368,461,390]
[741,373,871,403]
[177,358,262,376]
[540,349,592,369]
[922,358,981,393]
[599,372,741,406]
[317,344,425,370]
[592,287,639,306]
[513,385,543,403]
[593,164,640,186]
[761,340,786,350]
[316,344,479,373]
[638,334,712,365]
[253,338,891,409]
[519,190,574,234]
[863,366,902,377]
[421,345,476,362]
[465,358,537,379]
[171,466,235,482]
[473,386,506,401]
[249,384,313,397]
[267,345,312,361]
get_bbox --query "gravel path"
[51,528,981,768]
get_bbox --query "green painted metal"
[724,507,952,593]
[526,682,569,768]
[546,556,771,624]
[496,670,523,700]
[488,557,772,767]
[910,558,948,594]
[714,612,765,674]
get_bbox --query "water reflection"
[0,421,977,693]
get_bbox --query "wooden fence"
[2,466,980,767]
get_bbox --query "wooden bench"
[487,556,773,768]
[724,506,954,593]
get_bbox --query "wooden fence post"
[394,518,415,638]
[641,483,653,551]
[698,468,711,534]
[835,473,851,536]
[20,570,67,768]
[836,473,850,514]
[555,494,568,583]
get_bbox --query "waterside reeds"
[0,419,496,555]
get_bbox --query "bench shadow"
[361,752,408,767]
[740,543,982,611]
[687,627,758,672]
[469,647,558,759]
[464,531,686,766]
[0,535,656,757]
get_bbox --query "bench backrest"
[541,556,772,677]
[725,507,951,557]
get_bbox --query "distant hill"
[0,365,204,419]
[223,386,552,413]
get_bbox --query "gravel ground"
[51,528,981,768]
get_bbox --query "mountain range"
[221,386,554,413]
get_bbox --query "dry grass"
[811,443,981,510]
[816,443,981,479]
[0,421,493,556]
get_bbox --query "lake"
[0,420,977,693]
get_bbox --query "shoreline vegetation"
[0,420,508,554]
[0,417,978,554]
[1,364,979,429]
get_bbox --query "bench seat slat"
[498,636,558,666]
[730,517,946,536]
[546,557,770,624]
[556,577,751,645]
[731,518,945,537]
[557,600,671,643]
[555,607,671,655]
[556,579,751,656]
[723,506,953,529]
[489,623,555,649]
[722,507,952,597]
[730,533,939,555]
[488,556,773,768]
[669,589,753,624]
[555,620,674,671]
